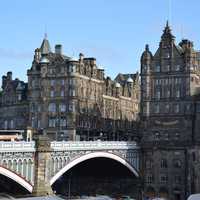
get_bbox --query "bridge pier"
[32,135,53,196]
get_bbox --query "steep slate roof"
[40,34,51,55]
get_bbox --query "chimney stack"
[7,72,12,81]
[55,44,62,55]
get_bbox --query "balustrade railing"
[0,140,139,152]
[50,141,139,151]
[0,141,35,152]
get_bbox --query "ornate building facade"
[1,22,200,200]
[140,22,200,200]
[0,35,140,141]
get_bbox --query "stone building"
[0,35,140,141]
[0,72,28,139]
[140,22,200,200]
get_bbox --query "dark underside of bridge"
[0,174,29,196]
[52,157,140,198]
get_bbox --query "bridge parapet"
[0,141,35,152]
[0,140,140,194]
[50,141,139,151]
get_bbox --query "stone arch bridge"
[0,136,140,196]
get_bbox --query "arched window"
[161,159,168,168]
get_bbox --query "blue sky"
[0,0,200,82]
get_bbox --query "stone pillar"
[32,135,53,196]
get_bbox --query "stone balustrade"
[0,141,35,152]
[50,141,139,151]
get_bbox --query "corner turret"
[141,44,152,74]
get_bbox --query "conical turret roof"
[40,33,51,55]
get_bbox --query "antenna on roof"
[44,25,48,39]
[168,0,172,26]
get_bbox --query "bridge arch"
[50,151,139,185]
[0,166,33,193]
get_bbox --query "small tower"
[140,44,153,117]
[40,33,51,56]
[160,20,175,48]
[141,44,152,74]
[39,34,50,74]
[34,48,41,63]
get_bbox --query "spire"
[164,20,171,34]
[161,20,175,42]
[44,32,48,39]
[166,20,169,28]
[145,44,149,51]
[40,33,51,55]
